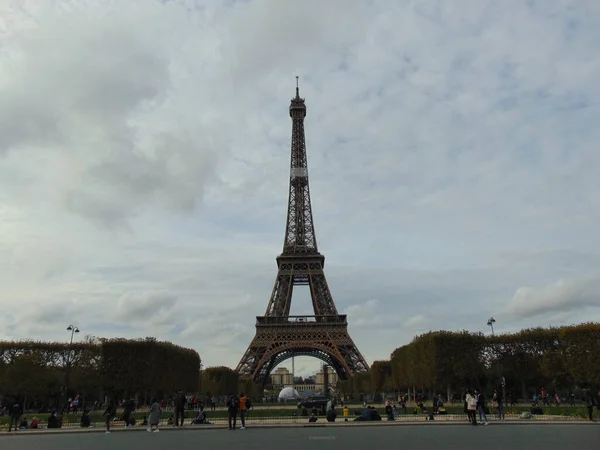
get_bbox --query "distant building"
[316,366,338,387]
[271,366,337,394]
[271,367,294,387]
[295,384,316,393]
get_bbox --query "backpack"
[228,396,239,409]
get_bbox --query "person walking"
[148,398,162,432]
[475,390,489,425]
[174,390,186,427]
[122,397,134,428]
[103,399,116,434]
[226,393,239,430]
[239,392,248,430]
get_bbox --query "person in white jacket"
[465,390,478,425]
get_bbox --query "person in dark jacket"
[122,398,134,427]
[8,396,23,432]
[475,390,488,425]
[583,388,596,421]
[47,410,60,428]
[493,389,504,420]
[174,390,186,427]
[103,400,116,434]
[226,393,239,430]
[80,409,91,428]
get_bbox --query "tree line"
[5,323,597,408]
[200,367,264,399]
[0,337,200,408]
[338,322,600,401]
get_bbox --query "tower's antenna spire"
[295,76,300,98]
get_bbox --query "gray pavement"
[1,424,598,450]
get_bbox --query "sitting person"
[192,409,210,424]
[167,415,174,425]
[30,417,39,429]
[19,417,29,429]
[80,410,91,428]
[308,413,318,423]
[47,411,60,429]
[354,406,382,422]
[385,403,394,421]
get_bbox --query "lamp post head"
[67,325,73,331]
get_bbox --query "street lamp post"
[63,325,80,409]
[486,317,505,405]
[199,362,203,397]
[67,325,80,345]
[487,317,496,336]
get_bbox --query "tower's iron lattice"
[236,81,370,382]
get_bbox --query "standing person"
[148,398,161,432]
[72,395,80,414]
[211,396,216,411]
[238,392,248,430]
[226,393,239,430]
[474,390,488,425]
[582,388,596,421]
[493,389,504,421]
[466,390,477,426]
[103,399,116,434]
[541,387,549,406]
[122,397,133,428]
[326,397,337,422]
[8,395,22,432]
[174,390,186,427]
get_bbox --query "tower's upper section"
[289,76,307,118]
[282,77,319,255]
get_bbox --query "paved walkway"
[1,418,596,436]
[1,424,598,450]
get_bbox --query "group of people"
[102,393,184,434]
[224,392,252,430]
[464,389,490,425]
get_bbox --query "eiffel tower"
[236,79,369,383]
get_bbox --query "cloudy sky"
[1,0,599,378]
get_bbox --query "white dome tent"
[278,387,300,402]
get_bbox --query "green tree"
[201,366,239,395]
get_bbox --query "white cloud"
[404,315,427,330]
[506,278,600,319]
[1,0,600,376]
